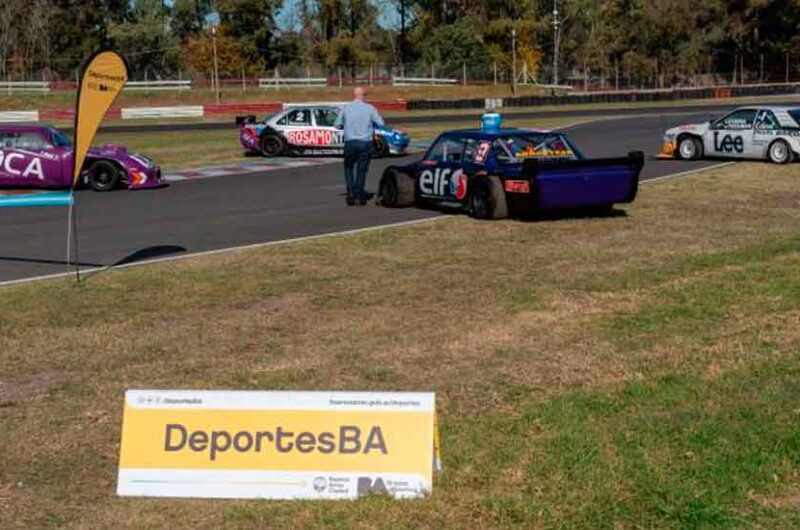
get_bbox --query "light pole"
[511,28,517,96]
[553,0,561,86]
[212,26,220,104]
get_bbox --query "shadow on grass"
[80,244,187,281]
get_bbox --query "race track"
[0,109,733,283]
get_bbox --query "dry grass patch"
[2,161,800,527]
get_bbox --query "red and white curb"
[164,157,340,182]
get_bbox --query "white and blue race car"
[237,103,410,158]
[660,106,800,164]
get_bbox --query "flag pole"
[66,188,80,283]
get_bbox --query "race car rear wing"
[235,115,257,126]
[521,150,645,176]
[521,150,645,207]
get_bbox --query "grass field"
[2,161,800,528]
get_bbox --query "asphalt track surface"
[0,109,736,283]
[81,100,798,134]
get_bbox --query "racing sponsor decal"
[515,145,573,159]
[474,141,491,164]
[713,132,744,153]
[504,179,530,193]
[420,167,465,198]
[287,129,342,146]
[0,150,45,180]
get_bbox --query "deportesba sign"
[117,390,439,499]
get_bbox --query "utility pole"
[552,0,561,86]
[511,28,517,96]
[212,26,220,104]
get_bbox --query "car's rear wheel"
[469,176,507,220]
[87,160,121,192]
[260,134,284,157]
[378,168,414,207]
[372,136,389,158]
[768,139,793,164]
[676,136,702,160]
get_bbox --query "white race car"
[659,106,800,164]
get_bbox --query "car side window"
[754,110,779,130]
[0,132,48,150]
[313,108,338,127]
[716,109,757,130]
[285,109,310,126]
[425,137,464,163]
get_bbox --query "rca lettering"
[164,424,388,461]
[713,132,744,153]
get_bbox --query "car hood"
[664,122,710,137]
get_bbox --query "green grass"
[2,162,800,528]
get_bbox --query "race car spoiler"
[521,150,645,177]
[235,115,257,126]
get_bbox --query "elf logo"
[420,168,466,198]
[713,132,744,153]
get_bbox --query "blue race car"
[378,123,643,219]
[237,104,410,157]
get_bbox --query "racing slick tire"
[378,168,414,207]
[469,175,508,220]
[260,134,285,157]
[372,136,389,158]
[676,135,702,160]
[767,139,793,164]
[87,160,122,192]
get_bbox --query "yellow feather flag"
[72,50,129,187]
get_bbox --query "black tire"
[372,136,389,158]
[378,168,414,207]
[768,139,793,164]
[260,134,284,157]
[469,176,508,220]
[87,160,121,192]
[676,135,702,160]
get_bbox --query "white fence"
[259,77,328,89]
[0,81,50,93]
[392,77,458,86]
[124,80,192,92]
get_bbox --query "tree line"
[1,0,799,86]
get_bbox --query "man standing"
[334,86,385,206]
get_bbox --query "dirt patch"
[0,370,67,406]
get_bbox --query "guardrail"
[0,81,50,93]
[392,77,458,86]
[259,77,327,89]
[124,80,192,92]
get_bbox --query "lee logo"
[420,168,467,199]
[0,150,44,180]
[713,132,744,153]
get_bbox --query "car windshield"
[494,133,577,163]
[49,128,72,147]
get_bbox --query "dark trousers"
[343,140,372,200]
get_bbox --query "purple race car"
[0,124,164,191]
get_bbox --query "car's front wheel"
[260,134,285,157]
[676,136,702,160]
[469,176,508,220]
[372,136,389,158]
[768,139,793,164]
[87,160,122,191]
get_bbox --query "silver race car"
[660,106,800,164]
[237,103,410,157]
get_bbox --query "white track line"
[0,161,737,289]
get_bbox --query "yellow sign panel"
[117,390,438,499]
[73,50,128,186]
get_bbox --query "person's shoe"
[346,196,355,206]
[359,197,368,206]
